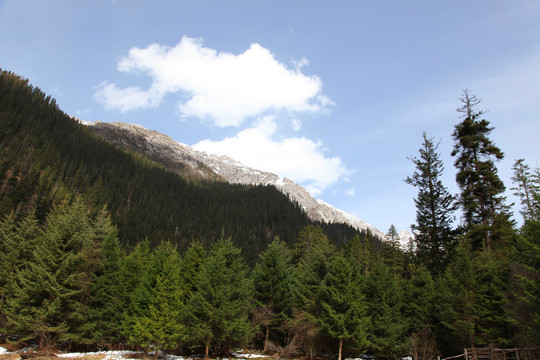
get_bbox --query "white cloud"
[345,188,356,197]
[94,36,330,126]
[193,117,349,196]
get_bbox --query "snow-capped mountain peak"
[85,121,386,240]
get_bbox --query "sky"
[1,1,540,234]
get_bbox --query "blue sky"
[1,1,539,234]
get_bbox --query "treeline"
[0,69,374,261]
[0,191,537,360]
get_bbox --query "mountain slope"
[86,121,387,239]
[0,70,381,260]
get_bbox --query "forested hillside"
[1,70,539,360]
[0,70,371,258]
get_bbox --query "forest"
[0,70,539,360]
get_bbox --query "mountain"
[84,120,387,240]
[0,69,383,260]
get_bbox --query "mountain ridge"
[83,120,387,240]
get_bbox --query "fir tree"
[511,159,540,221]
[3,199,95,349]
[472,251,514,347]
[406,133,457,274]
[0,212,39,326]
[403,266,436,333]
[319,253,369,360]
[451,90,512,251]
[128,242,184,357]
[251,237,295,352]
[288,226,337,359]
[183,237,254,358]
[365,262,407,359]
[381,225,404,276]
[345,233,377,277]
[437,244,478,351]
[178,240,206,301]
[81,208,125,346]
[513,219,540,345]
[121,240,152,343]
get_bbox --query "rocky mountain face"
[84,120,387,240]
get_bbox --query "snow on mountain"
[85,121,387,240]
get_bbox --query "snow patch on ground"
[0,347,8,354]
[57,351,140,359]
[231,351,268,359]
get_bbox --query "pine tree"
[472,251,514,347]
[128,242,184,357]
[345,233,377,277]
[0,212,39,326]
[183,237,254,358]
[365,262,407,359]
[381,225,404,276]
[437,244,478,351]
[451,90,512,251]
[406,133,456,274]
[251,237,295,352]
[3,199,95,349]
[319,253,369,360]
[285,226,336,359]
[121,240,152,343]
[81,208,125,347]
[178,240,206,301]
[403,267,439,359]
[511,159,540,221]
[513,219,540,345]
[404,266,436,333]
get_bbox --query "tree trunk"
[338,338,343,360]
[205,339,210,360]
[263,325,270,353]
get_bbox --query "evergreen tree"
[251,237,295,352]
[381,225,404,276]
[3,199,95,349]
[319,253,369,360]
[511,159,540,221]
[345,233,377,277]
[406,133,457,274]
[121,240,152,343]
[513,219,540,345]
[292,225,337,359]
[404,266,436,333]
[365,262,407,359]
[472,251,514,347]
[128,242,184,357]
[78,208,125,346]
[0,212,39,326]
[183,237,254,358]
[178,240,206,301]
[403,267,439,359]
[451,90,512,251]
[437,244,478,352]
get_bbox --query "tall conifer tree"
[3,199,95,349]
[365,262,407,359]
[127,242,184,357]
[511,159,540,221]
[406,133,456,273]
[319,254,369,360]
[183,237,254,358]
[451,90,512,251]
[252,237,295,351]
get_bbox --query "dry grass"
[0,354,22,360]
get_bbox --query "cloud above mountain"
[193,117,348,196]
[94,36,331,127]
